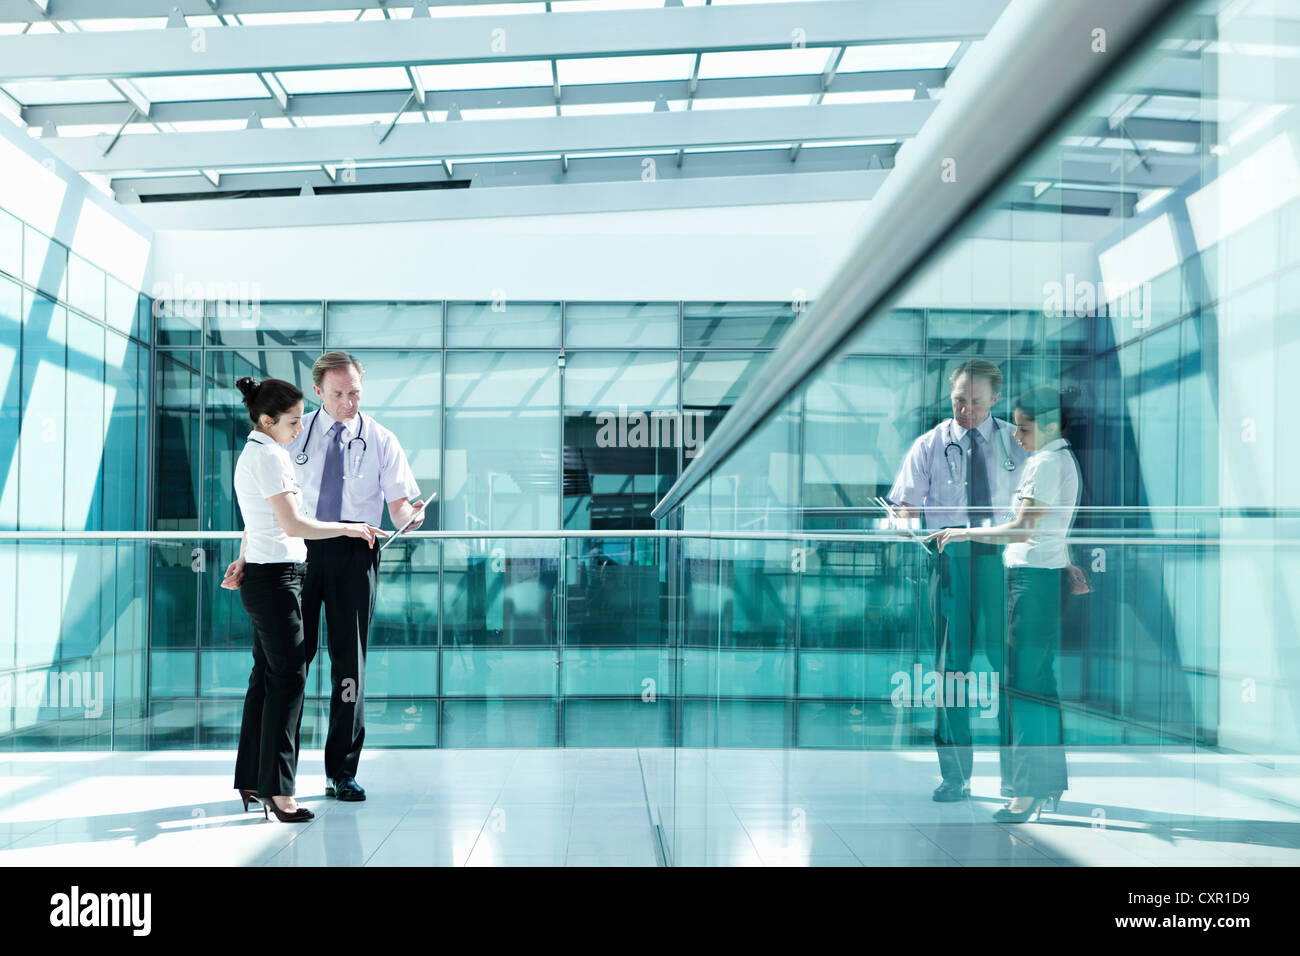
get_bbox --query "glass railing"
[647,0,1300,864]
[640,513,1300,863]
[0,531,679,751]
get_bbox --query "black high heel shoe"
[1044,791,1064,813]
[238,789,259,812]
[993,796,1049,823]
[258,796,315,823]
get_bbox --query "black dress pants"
[302,534,378,780]
[1005,566,1069,797]
[234,561,309,797]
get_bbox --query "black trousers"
[1005,567,1069,797]
[302,534,379,780]
[234,561,308,797]
[932,540,1011,788]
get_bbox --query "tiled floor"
[651,748,1300,866]
[1,747,1297,866]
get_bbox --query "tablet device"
[875,495,933,555]
[379,495,434,553]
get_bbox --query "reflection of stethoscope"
[943,418,1016,484]
[294,409,367,478]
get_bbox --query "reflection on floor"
[1,748,1296,866]
[649,748,1300,866]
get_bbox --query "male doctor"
[225,351,425,801]
[888,359,1026,803]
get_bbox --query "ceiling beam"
[20,68,949,126]
[43,100,935,172]
[0,0,630,18]
[111,142,899,198]
[0,1,1006,80]
[124,167,890,229]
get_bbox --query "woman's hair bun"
[235,377,261,402]
[236,376,303,427]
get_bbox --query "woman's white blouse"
[234,431,307,564]
[1003,438,1080,570]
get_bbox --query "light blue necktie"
[315,421,346,521]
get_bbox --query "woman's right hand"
[343,523,388,548]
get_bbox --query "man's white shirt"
[888,415,1028,530]
[287,406,420,527]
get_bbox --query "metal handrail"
[650,0,1190,521]
[1,529,1294,547]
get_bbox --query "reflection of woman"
[224,377,384,822]
[926,387,1079,823]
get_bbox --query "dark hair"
[1015,385,1075,435]
[235,376,303,427]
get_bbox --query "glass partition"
[653,0,1300,865]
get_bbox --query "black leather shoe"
[932,780,971,802]
[326,777,366,801]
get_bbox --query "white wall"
[0,120,153,292]
[150,201,870,302]
[150,201,1104,308]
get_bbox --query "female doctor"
[223,376,385,822]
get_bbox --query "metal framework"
[0,0,1212,228]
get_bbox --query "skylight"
[277,67,414,95]
[236,11,366,27]
[691,95,815,110]
[561,102,656,116]
[697,49,831,80]
[557,54,696,86]
[415,61,556,91]
[132,74,274,102]
[822,90,917,104]
[459,105,557,121]
[3,79,126,105]
[838,42,961,72]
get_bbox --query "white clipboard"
[378,494,435,553]
[874,495,933,555]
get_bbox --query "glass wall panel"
[0,208,20,279]
[355,350,441,529]
[153,352,201,535]
[443,351,559,531]
[153,299,203,347]
[104,277,150,343]
[562,351,677,531]
[207,300,323,349]
[564,536,667,647]
[66,253,105,321]
[327,301,442,349]
[18,292,65,531]
[680,350,768,464]
[446,301,560,348]
[0,276,20,531]
[683,301,797,348]
[22,225,66,302]
[565,301,677,348]
[441,537,559,648]
[64,312,104,531]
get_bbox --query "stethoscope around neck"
[943,418,1016,485]
[294,409,367,475]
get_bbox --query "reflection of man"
[225,351,425,802]
[888,359,1026,802]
